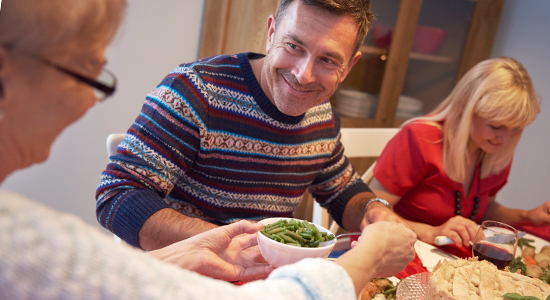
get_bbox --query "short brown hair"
[276,0,374,54]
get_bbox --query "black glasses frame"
[3,44,117,100]
[39,57,117,98]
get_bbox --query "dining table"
[349,224,550,299]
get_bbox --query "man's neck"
[249,56,265,86]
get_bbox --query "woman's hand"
[430,215,479,248]
[336,221,416,295]
[148,220,274,282]
[525,201,550,226]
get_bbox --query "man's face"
[260,1,361,116]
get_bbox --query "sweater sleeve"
[96,66,205,247]
[1,190,355,300]
[308,117,372,228]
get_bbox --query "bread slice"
[426,258,550,300]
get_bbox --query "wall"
[489,0,550,210]
[1,0,205,232]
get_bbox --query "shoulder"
[397,120,443,147]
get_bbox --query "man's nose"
[292,57,316,85]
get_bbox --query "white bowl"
[256,217,336,268]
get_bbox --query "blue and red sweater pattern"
[96,53,370,247]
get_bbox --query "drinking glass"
[472,220,518,269]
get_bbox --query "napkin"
[414,240,460,272]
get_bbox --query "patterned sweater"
[0,190,356,300]
[96,53,370,247]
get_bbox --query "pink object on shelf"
[371,23,448,55]
[373,23,393,49]
[412,25,448,54]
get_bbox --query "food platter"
[517,233,550,257]
[395,272,430,300]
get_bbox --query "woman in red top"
[370,57,550,248]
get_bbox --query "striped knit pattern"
[96,53,370,247]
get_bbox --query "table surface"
[366,231,550,300]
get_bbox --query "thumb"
[222,220,263,238]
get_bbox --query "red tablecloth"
[232,226,550,285]
[395,252,429,279]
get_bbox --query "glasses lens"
[94,68,117,101]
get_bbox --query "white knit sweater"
[0,190,355,300]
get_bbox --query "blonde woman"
[0,0,415,298]
[369,56,550,248]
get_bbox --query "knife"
[434,231,526,246]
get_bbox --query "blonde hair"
[0,0,126,54]
[403,57,540,182]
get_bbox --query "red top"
[373,122,511,225]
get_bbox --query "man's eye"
[288,43,297,49]
[489,125,502,130]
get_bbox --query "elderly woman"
[0,0,416,299]
[370,57,550,249]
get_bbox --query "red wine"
[473,242,514,269]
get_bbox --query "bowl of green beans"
[256,218,337,268]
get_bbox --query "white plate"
[414,240,458,272]
[517,232,550,257]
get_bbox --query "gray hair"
[0,0,127,54]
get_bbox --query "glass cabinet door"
[333,0,503,128]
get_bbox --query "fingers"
[238,265,275,282]
[221,220,263,239]
[439,216,478,247]
[362,207,410,230]
[235,233,259,249]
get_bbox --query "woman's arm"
[483,197,550,226]
[369,178,478,247]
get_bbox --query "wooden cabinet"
[199,0,504,129]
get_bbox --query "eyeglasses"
[3,44,117,101]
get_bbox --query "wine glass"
[472,220,518,270]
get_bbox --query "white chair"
[312,127,400,232]
[105,133,126,243]
[106,133,126,158]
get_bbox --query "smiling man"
[96,0,406,251]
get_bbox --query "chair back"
[106,133,126,157]
[312,127,400,231]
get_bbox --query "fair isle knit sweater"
[96,53,370,247]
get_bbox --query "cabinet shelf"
[360,45,454,64]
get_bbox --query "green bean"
[267,227,284,234]
[262,218,334,248]
[266,220,283,229]
[284,230,303,241]
[278,233,296,244]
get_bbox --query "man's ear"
[339,51,362,83]
[265,15,276,53]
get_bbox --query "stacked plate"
[396,95,423,120]
[331,89,377,119]
[331,89,423,120]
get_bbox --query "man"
[97,0,402,250]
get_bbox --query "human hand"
[337,221,416,287]
[431,215,478,248]
[360,202,409,230]
[148,220,274,282]
[526,201,550,226]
